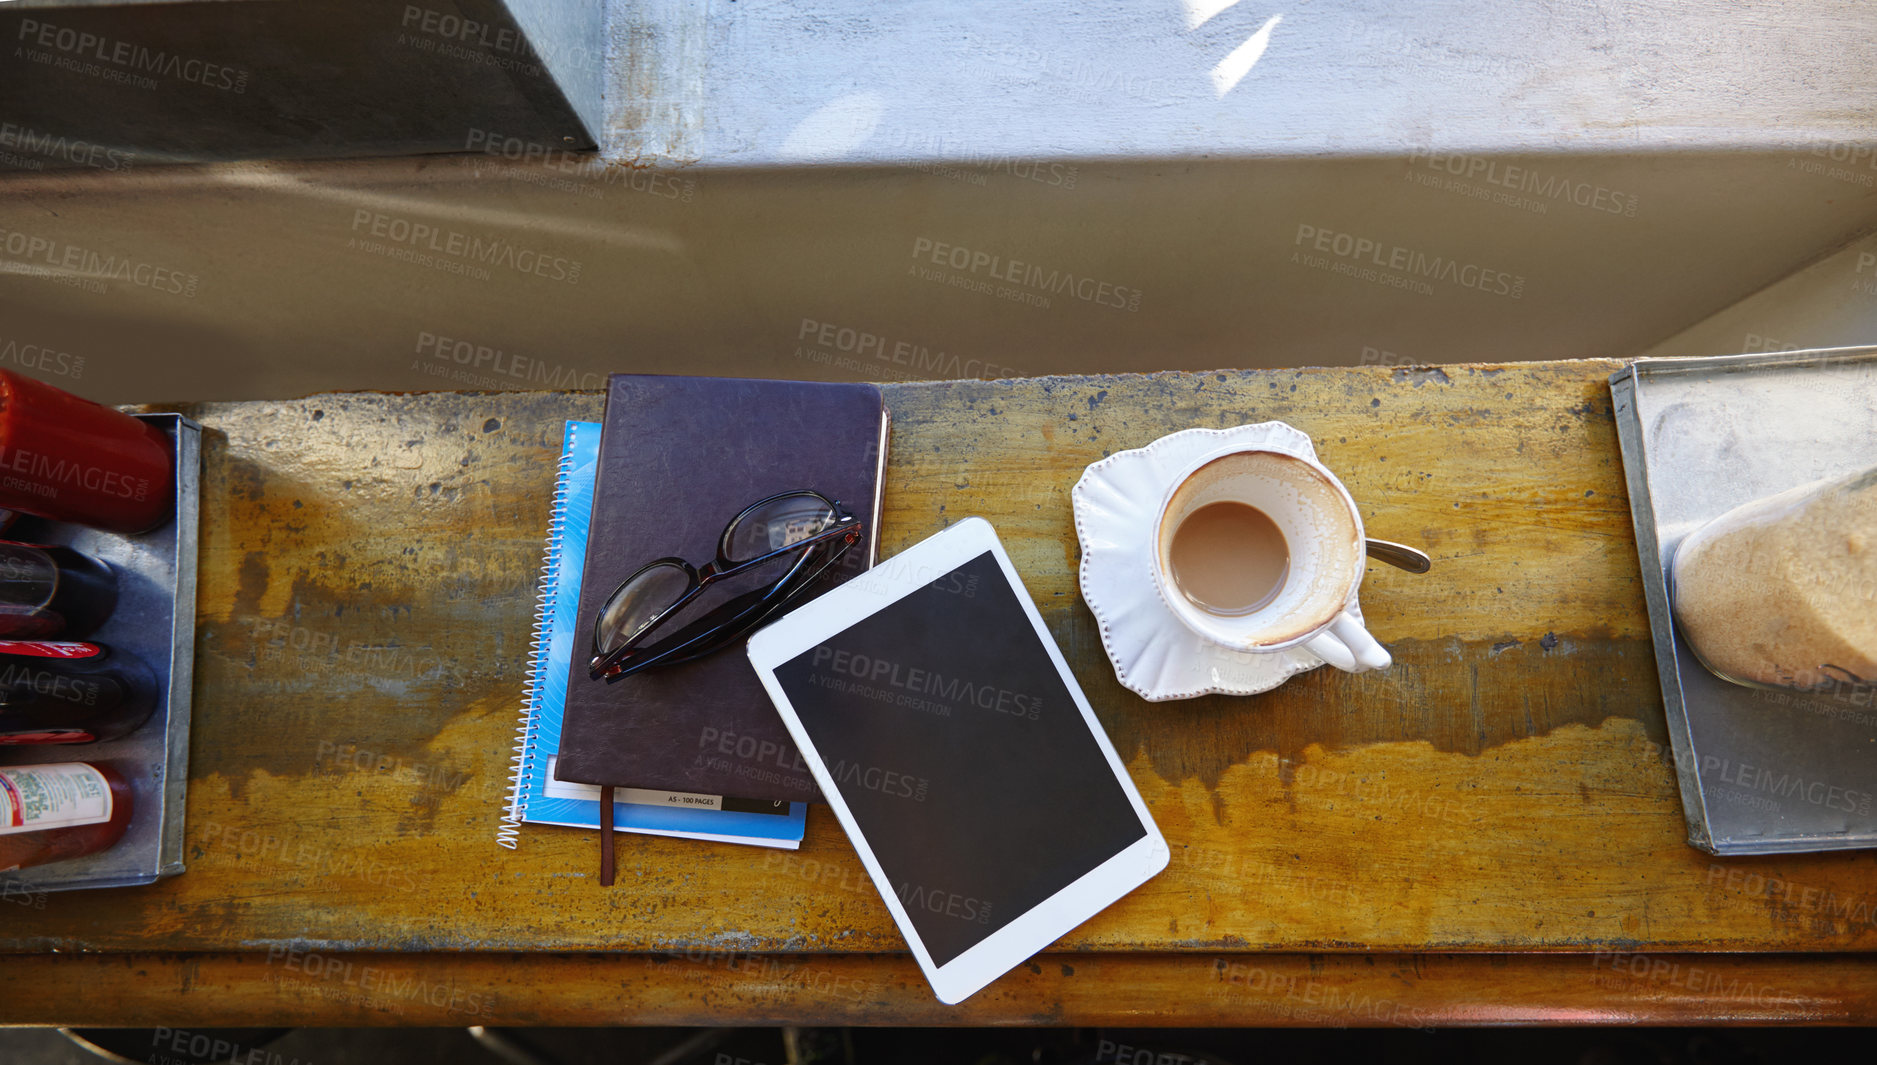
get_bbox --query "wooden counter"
[7,362,1877,1024]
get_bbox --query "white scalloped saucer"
[1071,423,1367,702]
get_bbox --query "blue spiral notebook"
[499,420,807,850]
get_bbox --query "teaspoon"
[1366,539,1431,573]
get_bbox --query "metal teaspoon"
[1365,539,1431,573]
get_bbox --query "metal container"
[0,413,201,891]
[1611,347,1877,855]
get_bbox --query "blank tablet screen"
[770,549,1147,965]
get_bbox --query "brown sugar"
[1671,465,1877,690]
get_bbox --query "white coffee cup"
[1149,444,1391,673]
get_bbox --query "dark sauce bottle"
[0,641,156,745]
[0,540,118,638]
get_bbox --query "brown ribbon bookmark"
[599,784,615,886]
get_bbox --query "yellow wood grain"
[8,364,1877,967]
[5,951,1875,1027]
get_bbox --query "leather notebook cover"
[552,374,886,802]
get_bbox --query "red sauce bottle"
[0,370,173,534]
[0,761,132,871]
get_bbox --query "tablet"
[746,517,1168,1004]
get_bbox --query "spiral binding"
[498,429,579,849]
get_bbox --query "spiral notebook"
[498,420,807,850]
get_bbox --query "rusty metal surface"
[6,363,1877,969]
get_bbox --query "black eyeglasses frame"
[586,491,863,681]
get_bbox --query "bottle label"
[0,729,97,745]
[0,659,109,706]
[0,763,112,834]
[0,640,103,660]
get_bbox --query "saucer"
[1071,423,1365,701]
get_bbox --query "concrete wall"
[2,0,1875,402]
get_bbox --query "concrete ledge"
[604,0,1877,166]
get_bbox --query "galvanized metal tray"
[0,413,201,893]
[1611,348,1877,855]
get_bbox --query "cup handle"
[1304,611,1393,673]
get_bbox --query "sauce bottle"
[0,761,132,871]
[0,641,157,745]
[0,540,119,638]
[0,370,174,534]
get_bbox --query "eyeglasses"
[587,490,864,680]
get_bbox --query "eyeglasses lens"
[724,494,838,562]
[595,561,692,655]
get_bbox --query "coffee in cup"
[1168,498,1291,615]
[1150,446,1390,673]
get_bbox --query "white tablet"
[746,517,1168,1004]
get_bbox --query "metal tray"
[1611,348,1877,855]
[0,413,201,892]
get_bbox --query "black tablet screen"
[771,549,1147,966]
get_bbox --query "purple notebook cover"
[552,374,886,802]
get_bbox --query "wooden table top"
[7,360,1877,1026]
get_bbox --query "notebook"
[499,419,807,850]
[553,375,888,803]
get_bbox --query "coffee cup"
[1149,445,1391,673]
